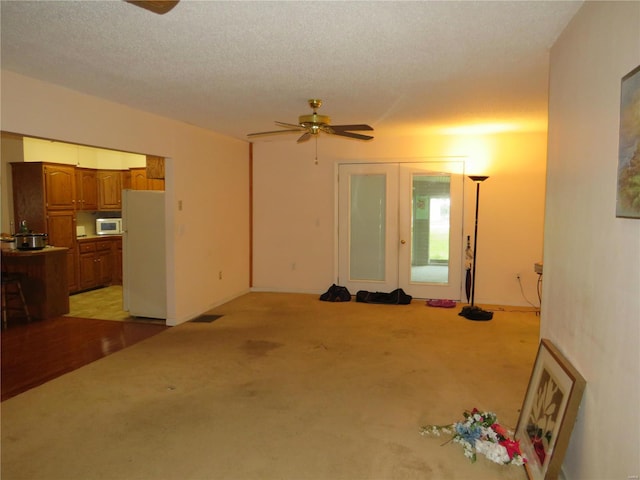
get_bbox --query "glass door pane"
[411,175,451,284]
[338,164,398,293]
[349,174,386,281]
[399,163,463,299]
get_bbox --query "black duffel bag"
[319,284,352,302]
[356,288,412,305]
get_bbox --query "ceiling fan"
[125,0,179,15]
[247,99,374,143]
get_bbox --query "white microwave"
[96,218,123,235]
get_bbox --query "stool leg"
[15,281,30,322]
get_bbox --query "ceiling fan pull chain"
[315,135,318,165]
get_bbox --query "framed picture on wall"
[616,64,640,218]
[515,338,586,480]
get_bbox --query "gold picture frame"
[515,339,586,480]
[616,64,640,218]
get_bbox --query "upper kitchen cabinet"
[147,155,165,191]
[11,162,77,231]
[44,163,76,210]
[97,170,123,210]
[75,168,98,211]
[129,168,148,190]
[129,167,165,191]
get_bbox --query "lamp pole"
[469,175,487,307]
[460,175,493,321]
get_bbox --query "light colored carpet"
[1,293,538,479]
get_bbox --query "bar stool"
[1,272,31,329]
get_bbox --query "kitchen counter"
[2,246,69,257]
[77,235,122,241]
[2,246,69,320]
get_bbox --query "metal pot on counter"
[15,232,48,250]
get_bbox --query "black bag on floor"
[355,288,412,305]
[319,284,352,302]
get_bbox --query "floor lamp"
[459,175,494,321]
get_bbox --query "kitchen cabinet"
[11,162,78,292]
[78,238,114,291]
[112,237,122,285]
[129,168,148,190]
[148,177,165,191]
[46,210,79,292]
[129,167,165,191]
[11,162,76,229]
[75,168,98,211]
[44,164,76,210]
[146,155,165,180]
[97,170,123,210]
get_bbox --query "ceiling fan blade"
[275,121,304,130]
[297,132,312,143]
[330,124,374,131]
[331,131,374,141]
[125,0,179,14]
[247,129,304,138]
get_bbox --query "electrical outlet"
[516,273,521,280]
[218,271,223,280]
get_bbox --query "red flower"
[499,438,525,462]
[491,423,509,439]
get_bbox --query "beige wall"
[1,71,250,325]
[545,2,640,478]
[253,125,547,306]
[22,136,147,169]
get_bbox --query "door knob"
[400,239,406,244]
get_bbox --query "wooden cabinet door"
[129,167,164,190]
[97,170,123,210]
[46,210,76,248]
[112,237,123,285]
[96,240,113,285]
[47,210,77,292]
[78,241,97,290]
[11,162,47,233]
[76,168,98,211]
[44,164,76,210]
[148,178,165,191]
[78,253,97,290]
[130,168,148,190]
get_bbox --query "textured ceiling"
[0,0,582,142]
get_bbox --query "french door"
[338,162,463,299]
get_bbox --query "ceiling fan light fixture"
[299,113,330,127]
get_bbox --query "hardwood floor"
[1,312,168,402]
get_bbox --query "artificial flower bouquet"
[420,408,527,466]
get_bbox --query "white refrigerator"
[122,189,167,319]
